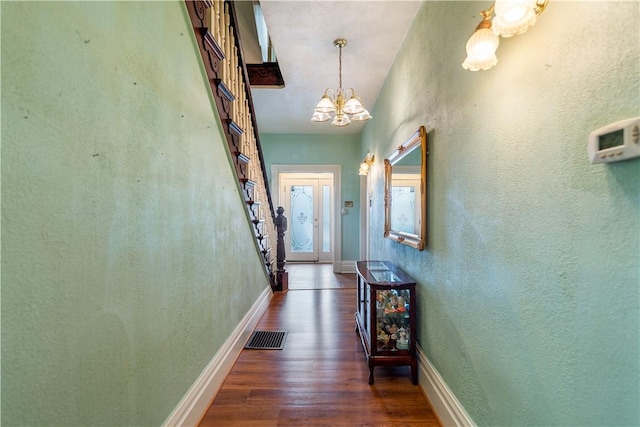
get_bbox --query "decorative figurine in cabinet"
[355,261,417,385]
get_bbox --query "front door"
[282,176,333,262]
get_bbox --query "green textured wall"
[362,2,639,425]
[260,133,361,261]
[1,2,270,426]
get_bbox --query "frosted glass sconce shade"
[462,0,548,71]
[359,153,375,175]
[462,20,499,71]
[492,0,537,37]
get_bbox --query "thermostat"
[588,117,640,164]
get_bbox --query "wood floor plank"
[199,269,439,426]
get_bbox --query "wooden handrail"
[184,0,280,288]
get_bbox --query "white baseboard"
[417,345,476,427]
[162,286,273,427]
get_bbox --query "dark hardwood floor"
[199,264,440,426]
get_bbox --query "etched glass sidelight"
[391,186,416,234]
[290,185,314,253]
[322,185,330,253]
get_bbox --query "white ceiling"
[247,1,422,135]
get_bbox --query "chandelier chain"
[338,44,343,89]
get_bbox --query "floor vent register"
[244,330,288,350]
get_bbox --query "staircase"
[184,0,286,291]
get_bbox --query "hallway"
[286,262,357,290]
[198,264,439,426]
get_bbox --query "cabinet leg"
[411,359,418,385]
[368,359,375,385]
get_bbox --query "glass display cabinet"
[355,261,417,385]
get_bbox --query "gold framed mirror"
[384,126,428,250]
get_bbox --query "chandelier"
[311,38,372,127]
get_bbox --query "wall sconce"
[359,153,375,176]
[462,0,549,71]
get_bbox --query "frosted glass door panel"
[290,185,314,253]
[322,185,330,253]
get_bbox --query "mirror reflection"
[384,126,427,250]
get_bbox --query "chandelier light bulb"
[311,111,331,122]
[314,92,336,114]
[343,92,365,115]
[351,108,372,122]
[331,113,351,127]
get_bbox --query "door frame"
[359,174,370,260]
[271,164,342,273]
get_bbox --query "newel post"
[274,206,288,292]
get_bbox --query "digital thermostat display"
[588,117,640,164]
[598,129,624,150]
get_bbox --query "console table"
[355,261,417,385]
